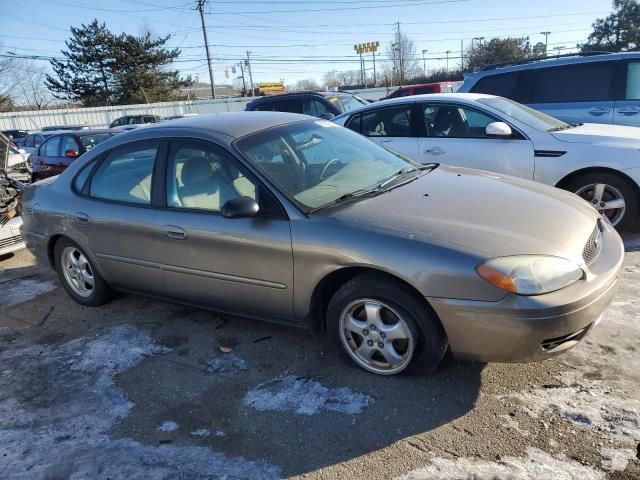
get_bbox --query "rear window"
[626,61,640,99]
[270,99,303,114]
[414,86,436,95]
[79,134,114,150]
[529,62,615,103]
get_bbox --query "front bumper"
[0,216,26,256]
[428,221,624,362]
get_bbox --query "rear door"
[357,103,420,159]
[79,140,165,295]
[417,102,535,178]
[527,61,617,124]
[614,58,640,126]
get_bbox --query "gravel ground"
[0,236,639,480]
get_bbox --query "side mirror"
[222,196,259,219]
[485,122,512,138]
[319,112,335,120]
[64,149,79,158]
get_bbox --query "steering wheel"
[320,158,341,180]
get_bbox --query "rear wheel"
[54,238,112,306]
[565,172,638,231]
[327,273,448,376]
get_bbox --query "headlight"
[476,255,583,295]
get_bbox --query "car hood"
[551,123,640,147]
[330,166,599,262]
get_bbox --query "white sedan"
[333,93,640,229]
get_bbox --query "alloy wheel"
[575,183,626,226]
[339,298,415,375]
[61,246,95,298]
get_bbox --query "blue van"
[458,52,640,126]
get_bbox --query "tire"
[565,172,638,231]
[54,238,112,306]
[326,272,448,376]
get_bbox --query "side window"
[89,142,158,204]
[345,113,362,133]
[42,136,61,157]
[361,105,413,137]
[626,61,640,99]
[23,135,34,148]
[253,102,273,111]
[304,99,332,117]
[271,99,303,114]
[414,86,435,95]
[61,136,80,155]
[35,135,45,147]
[530,62,615,103]
[424,104,498,138]
[111,118,123,127]
[73,160,96,192]
[166,141,257,212]
[470,72,521,101]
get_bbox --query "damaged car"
[21,113,624,376]
[0,171,25,257]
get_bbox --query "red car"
[382,81,461,100]
[29,130,119,182]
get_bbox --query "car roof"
[333,92,494,118]
[40,129,121,138]
[465,51,640,79]
[122,111,312,139]
[248,91,352,102]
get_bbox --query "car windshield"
[236,120,422,211]
[476,96,571,132]
[330,94,368,113]
[79,133,115,150]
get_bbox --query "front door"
[418,103,535,179]
[158,139,294,320]
[360,103,420,160]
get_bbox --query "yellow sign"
[259,82,285,91]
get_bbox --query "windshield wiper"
[308,186,382,213]
[548,124,574,132]
[379,163,438,189]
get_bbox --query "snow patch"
[207,354,248,373]
[499,414,530,437]
[158,421,178,432]
[243,375,373,415]
[396,447,604,480]
[0,325,281,479]
[0,278,57,306]
[600,447,637,472]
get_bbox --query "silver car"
[21,113,624,376]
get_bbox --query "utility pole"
[238,61,247,96]
[541,31,551,55]
[445,50,451,72]
[422,49,427,74]
[195,0,216,99]
[246,51,254,96]
[460,39,464,70]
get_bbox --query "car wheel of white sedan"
[327,273,448,376]
[566,172,638,230]
[54,238,112,307]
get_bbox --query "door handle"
[588,107,610,116]
[617,107,640,115]
[74,212,90,225]
[423,147,446,155]
[166,226,187,240]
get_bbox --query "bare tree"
[18,63,53,110]
[294,78,320,91]
[385,26,420,85]
[322,69,364,88]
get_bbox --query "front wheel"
[327,273,448,376]
[54,238,112,306]
[565,172,638,230]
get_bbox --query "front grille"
[0,234,23,249]
[582,222,602,265]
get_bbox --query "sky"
[1,0,613,88]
